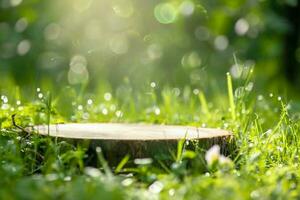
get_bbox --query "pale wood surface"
[34,123,231,141]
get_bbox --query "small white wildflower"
[149,181,164,194]
[205,145,220,166]
[121,178,134,187]
[219,155,232,165]
[168,188,175,196]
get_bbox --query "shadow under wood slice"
[33,123,232,164]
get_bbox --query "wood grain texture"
[34,123,231,140]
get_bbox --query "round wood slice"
[34,123,231,141]
[33,123,232,164]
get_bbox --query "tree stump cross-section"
[34,123,232,163]
[35,123,231,140]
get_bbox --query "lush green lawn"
[0,73,299,200]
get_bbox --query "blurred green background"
[0,0,299,97]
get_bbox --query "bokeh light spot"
[109,35,129,54]
[194,26,210,41]
[10,0,22,7]
[179,1,194,16]
[44,23,61,40]
[181,51,202,68]
[73,0,93,12]
[112,1,134,18]
[68,55,89,85]
[154,3,177,24]
[235,18,249,36]
[15,18,28,33]
[214,35,228,51]
[17,40,31,56]
[147,44,163,60]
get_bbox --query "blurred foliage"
[0,0,299,97]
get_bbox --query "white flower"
[205,145,220,166]
[219,155,232,165]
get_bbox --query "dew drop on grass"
[77,105,83,110]
[277,96,282,101]
[87,99,93,105]
[16,100,21,105]
[193,89,199,95]
[38,93,43,99]
[234,87,244,99]
[102,108,108,115]
[245,82,254,91]
[115,110,123,118]
[269,93,273,98]
[104,92,112,101]
[110,104,116,111]
[150,82,156,88]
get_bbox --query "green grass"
[0,72,299,200]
